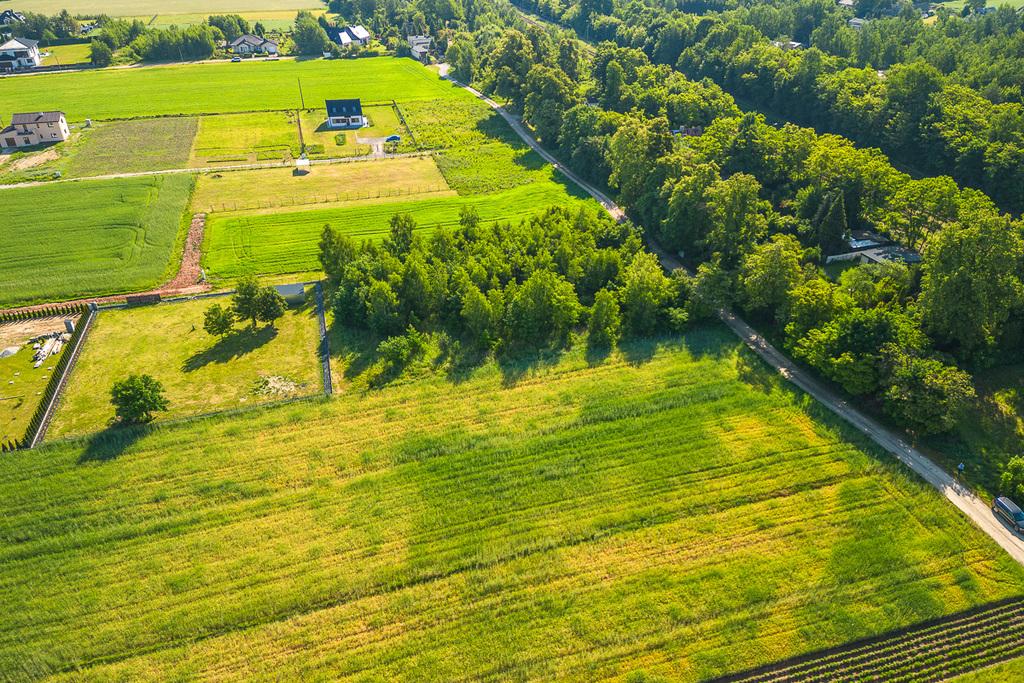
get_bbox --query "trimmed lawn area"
[1,328,1022,679]
[0,174,195,307]
[190,111,299,166]
[40,43,92,66]
[202,181,596,278]
[300,104,412,158]
[49,294,320,438]
[191,156,451,213]
[0,57,463,121]
[65,118,198,177]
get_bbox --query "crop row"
[724,597,1024,683]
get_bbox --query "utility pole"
[297,77,305,109]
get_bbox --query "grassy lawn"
[49,294,320,438]
[0,174,195,307]
[300,104,411,158]
[12,0,318,14]
[0,57,463,121]
[202,181,596,278]
[1,327,1022,680]
[190,111,299,166]
[65,118,198,177]
[40,43,92,66]
[0,316,76,443]
[191,156,452,213]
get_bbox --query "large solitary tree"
[111,374,169,424]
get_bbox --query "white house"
[346,25,370,46]
[0,37,41,71]
[327,25,370,49]
[1,111,70,149]
[325,99,365,129]
[229,34,278,55]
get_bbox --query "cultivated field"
[1,328,1021,680]
[10,0,319,14]
[66,118,199,177]
[0,175,195,307]
[202,181,594,278]
[50,294,320,438]
[190,111,298,166]
[191,156,452,213]
[0,58,463,121]
[136,9,325,31]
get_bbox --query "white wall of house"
[0,43,41,70]
[1,117,70,149]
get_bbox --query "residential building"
[0,10,26,25]
[325,99,365,129]
[1,111,71,149]
[229,34,278,55]
[0,36,41,70]
[408,34,431,63]
[848,17,867,29]
[771,40,804,50]
[326,25,371,49]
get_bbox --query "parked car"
[231,56,242,62]
[993,496,1024,532]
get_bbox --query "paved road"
[447,73,1024,565]
[0,150,433,190]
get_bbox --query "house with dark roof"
[326,25,371,49]
[1,111,70,149]
[229,34,278,55]
[325,99,365,129]
[0,10,26,25]
[0,36,41,70]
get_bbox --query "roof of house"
[325,26,352,45]
[0,36,39,50]
[230,34,277,48]
[274,283,306,299]
[326,99,363,118]
[10,111,65,125]
[347,25,370,40]
[0,10,26,23]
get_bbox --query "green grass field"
[202,181,595,278]
[1,327,1021,680]
[134,9,325,30]
[50,294,320,438]
[191,156,452,213]
[190,111,298,166]
[40,43,92,66]
[0,57,462,122]
[66,118,198,177]
[11,0,318,14]
[0,174,195,307]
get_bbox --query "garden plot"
[190,111,299,166]
[49,294,320,438]
[0,315,77,443]
[65,117,199,177]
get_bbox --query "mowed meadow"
[0,57,459,121]
[0,175,194,306]
[1,328,1021,681]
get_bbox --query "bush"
[334,133,346,146]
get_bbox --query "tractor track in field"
[712,596,1024,683]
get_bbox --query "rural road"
[447,71,1024,566]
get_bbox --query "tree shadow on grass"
[182,325,277,373]
[77,422,151,463]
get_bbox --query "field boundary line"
[315,281,333,396]
[28,305,96,448]
[443,71,1024,565]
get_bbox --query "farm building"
[326,25,370,49]
[1,111,70,149]
[325,99,365,129]
[0,36,41,71]
[229,34,278,55]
